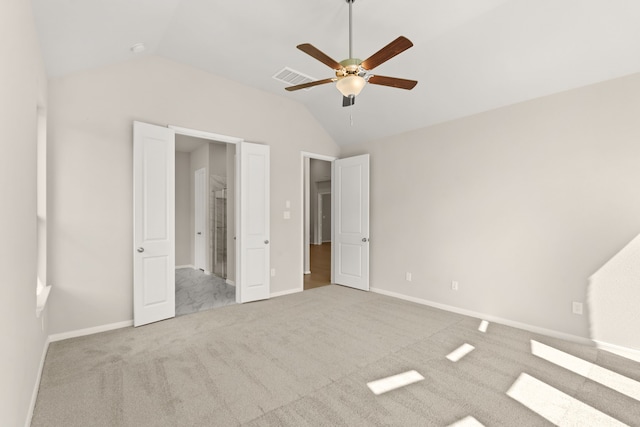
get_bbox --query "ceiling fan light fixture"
[336,75,366,97]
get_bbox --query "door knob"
[197,232,202,235]
[137,247,144,253]
[264,240,269,244]
[362,238,369,242]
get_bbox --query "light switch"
[285,200,291,208]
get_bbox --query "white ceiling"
[32,0,640,145]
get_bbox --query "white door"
[237,141,270,303]
[333,154,370,291]
[194,167,207,271]
[133,122,175,326]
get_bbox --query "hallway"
[304,243,331,290]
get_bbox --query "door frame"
[300,152,337,291]
[169,125,244,302]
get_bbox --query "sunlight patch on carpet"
[447,415,485,426]
[507,373,626,426]
[446,343,475,362]
[367,370,425,395]
[478,320,489,333]
[531,340,640,402]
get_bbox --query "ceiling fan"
[285,0,417,107]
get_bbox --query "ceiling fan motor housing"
[336,58,365,78]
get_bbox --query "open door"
[333,154,370,291]
[237,141,270,303]
[194,167,207,271]
[133,122,175,326]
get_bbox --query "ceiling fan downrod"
[347,0,354,59]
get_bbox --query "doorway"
[303,155,335,290]
[175,134,235,316]
[133,122,271,327]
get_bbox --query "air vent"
[273,67,317,91]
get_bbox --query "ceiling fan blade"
[368,75,418,90]
[360,36,413,71]
[297,44,342,70]
[285,78,336,92]
[342,95,355,107]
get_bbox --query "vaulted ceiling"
[32,0,640,145]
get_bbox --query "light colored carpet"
[32,285,640,426]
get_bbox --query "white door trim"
[299,152,338,291]
[169,125,243,144]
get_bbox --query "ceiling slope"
[33,0,640,145]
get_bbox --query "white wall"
[175,151,191,266]
[341,72,640,341]
[209,142,227,176]
[0,0,49,425]
[47,55,339,334]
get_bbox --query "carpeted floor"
[32,285,640,426]
[175,267,236,316]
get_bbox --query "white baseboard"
[370,287,592,346]
[49,320,133,343]
[270,288,302,298]
[304,271,311,275]
[594,340,640,363]
[226,279,235,286]
[25,336,50,427]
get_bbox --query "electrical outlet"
[271,268,276,277]
[451,280,459,291]
[405,272,412,282]
[572,302,583,315]
[283,211,290,219]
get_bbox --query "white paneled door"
[333,154,370,291]
[194,167,207,272]
[133,122,176,327]
[238,142,270,303]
